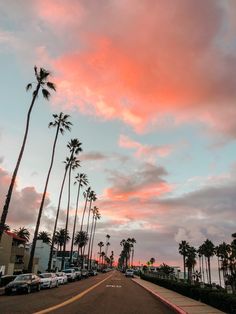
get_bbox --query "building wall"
[0,232,12,274]
[34,240,57,272]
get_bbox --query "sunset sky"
[0,0,236,267]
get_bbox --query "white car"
[125,269,134,278]
[62,269,76,281]
[39,273,59,289]
[56,272,68,285]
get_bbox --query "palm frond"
[26,83,32,91]
[42,88,51,100]
[47,82,56,91]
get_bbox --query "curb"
[132,278,186,314]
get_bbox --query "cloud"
[119,134,173,161]
[80,151,108,161]
[104,162,171,201]
[32,0,236,138]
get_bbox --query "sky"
[0,0,236,269]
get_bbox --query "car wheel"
[56,281,59,287]
[27,285,31,294]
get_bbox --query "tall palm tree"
[0,67,56,241]
[54,229,70,252]
[61,157,81,269]
[47,157,70,271]
[201,239,215,284]
[87,206,98,269]
[13,227,30,242]
[80,187,92,232]
[179,240,190,280]
[3,224,10,231]
[185,246,197,282]
[89,209,101,269]
[105,234,111,256]
[98,241,104,265]
[37,231,51,244]
[69,173,89,264]
[28,113,71,272]
[74,231,89,266]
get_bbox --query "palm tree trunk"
[61,162,72,270]
[201,256,205,283]
[0,84,40,241]
[28,123,60,272]
[205,256,209,283]
[208,257,212,284]
[89,218,97,270]
[217,256,222,287]
[69,184,81,264]
[82,199,93,266]
[87,214,95,270]
[183,255,186,280]
[80,194,89,232]
[131,249,134,267]
[48,165,68,271]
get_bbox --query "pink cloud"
[119,134,172,161]
[32,0,236,137]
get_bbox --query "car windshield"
[39,273,51,278]
[15,274,31,281]
[63,270,72,273]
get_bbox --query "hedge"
[140,273,236,313]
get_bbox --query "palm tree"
[87,206,98,269]
[61,156,81,269]
[54,229,70,252]
[3,224,10,231]
[185,246,197,282]
[69,173,89,264]
[13,227,30,242]
[179,240,190,280]
[0,67,56,241]
[98,241,104,265]
[74,230,89,267]
[105,234,111,256]
[89,209,101,269]
[47,157,70,271]
[201,239,215,284]
[80,187,92,232]
[37,231,51,244]
[150,257,155,266]
[28,113,71,272]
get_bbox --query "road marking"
[106,284,122,288]
[34,274,113,314]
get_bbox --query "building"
[0,231,38,275]
[34,240,58,272]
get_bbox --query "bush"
[140,273,236,313]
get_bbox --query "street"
[1,271,174,314]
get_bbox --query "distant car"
[81,269,89,278]
[56,272,68,285]
[88,269,98,276]
[72,267,82,280]
[5,273,40,294]
[39,273,58,289]
[125,269,134,278]
[62,269,76,281]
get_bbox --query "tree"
[89,209,101,269]
[28,112,71,272]
[150,257,155,266]
[74,231,88,266]
[185,246,197,282]
[0,67,56,241]
[179,240,190,280]
[80,187,91,232]
[54,229,70,252]
[37,231,51,244]
[47,157,71,271]
[3,224,10,231]
[98,241,104,265]
[69,173,89,264]
[61,154,81,270]
[201,239,215,284]
[105,234,111,256]
[13,227,30,242]
[87,206,99,269]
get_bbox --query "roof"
[5,230,27,242]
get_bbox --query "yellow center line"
[34,273,114,314]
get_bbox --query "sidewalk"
[132,277,225,314]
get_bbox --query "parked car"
[72,267,82,280]
[62,269,76,282]
[81,269,89,278]
[56,272,68,285]
[5,273,40,294]
[39,273,58,289]
[125,269,134,278]
[88,269,98,276]
[0,275,16,288]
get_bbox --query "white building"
[34,240,58,272]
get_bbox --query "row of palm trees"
[118,238,136,269]
[97,235,114,268]
[179,233,236,289]
[0,66,102,272]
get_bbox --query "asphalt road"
[1,271,175,314]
